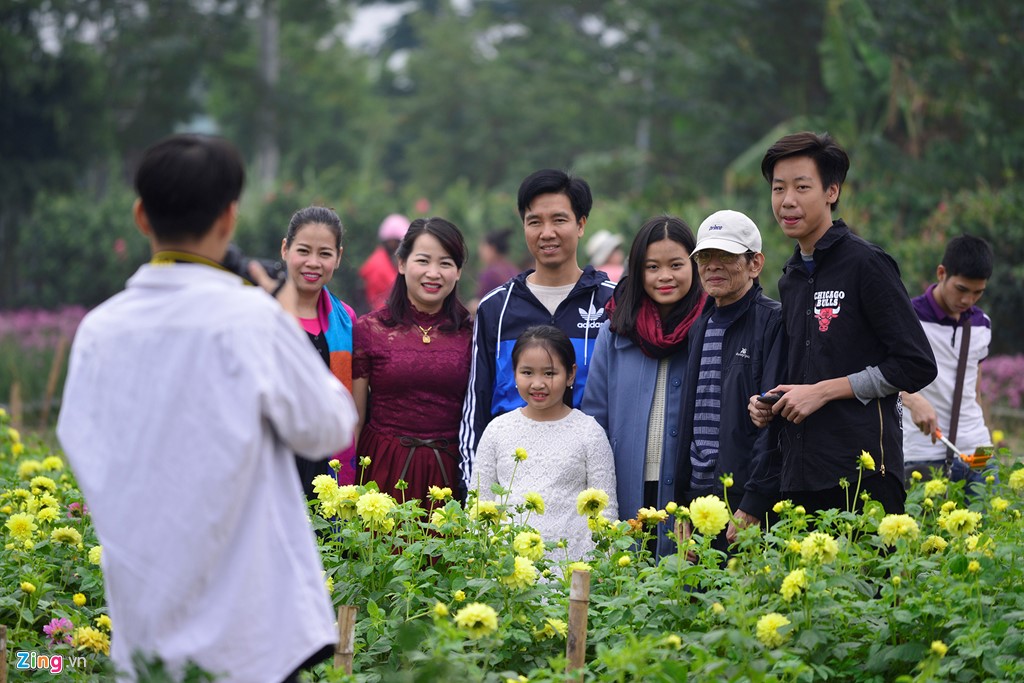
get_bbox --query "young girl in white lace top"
[473,325,618,561]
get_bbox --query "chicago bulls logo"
[813,290,845,332]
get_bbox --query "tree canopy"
[3,0,1022,350]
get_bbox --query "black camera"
[222,244,286,287]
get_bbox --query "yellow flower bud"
[930,640,948,657]
[617,555,632,567]
[20,581,36,594]
[911,470,923,481]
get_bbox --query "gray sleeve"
[847,365,899,404]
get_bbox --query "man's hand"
[726,509,760,543]
[247,261,291,304]
[902,391,939,442]
[749,394,775,427]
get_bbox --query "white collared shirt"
[58,263,356,682]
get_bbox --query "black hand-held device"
[756,392,784,405]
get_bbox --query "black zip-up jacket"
[777,221,937,492]
[676,284,787,520]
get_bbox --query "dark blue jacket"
[459,267,615,488]
[677,285,787,520]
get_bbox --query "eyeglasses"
[692,250,754,266]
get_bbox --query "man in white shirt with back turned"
[57,134,357,682]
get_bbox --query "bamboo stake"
[39,334,69,429]
[334,605,357,674]
[1,624,8,683]
[9,382,21,430]
[566,569,591,681]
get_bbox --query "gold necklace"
[415,324,433,344]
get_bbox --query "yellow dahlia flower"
[453,602,499,638]
[51,526,84,546]
[524,492,545,514]
[923,479,947,498]
[688,495,729,537]
[877,514,920,547]
[6,512,37,541]
[921,535,948,554]
[799,532,839,564]
[355,490,396,525]
[939,508,982,536]
[780,568,808,602]
[858,450,876,471]
[513,531,545,561]
[501,556,538,590]
[41,456,64,471]
[73,626,110,655]
[576,488,609,518]
[636,507,668,527]
[756,612,791,648]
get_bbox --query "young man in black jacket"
[749,132,937,515]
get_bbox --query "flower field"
[3,410,1024,682]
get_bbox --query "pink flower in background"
[113,238,127,259]
[415,197,431,214]
[67,501,89,519]
[43,616,75,645]
[0,307,87,351]
[980,355,1024,409]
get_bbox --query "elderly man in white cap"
[676,209,787,551]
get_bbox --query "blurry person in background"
[359,213,410,312]
[902,235,994,484]
[468,228,520,316]
[586,229,625,283]
[476,228,520,299]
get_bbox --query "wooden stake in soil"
[9,381,22,430]
[566,569,591,680]
[334,605,357,674]
[39,334,70,429]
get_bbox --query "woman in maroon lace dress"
[352,217,472,502]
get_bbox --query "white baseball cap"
[693,210,762,255]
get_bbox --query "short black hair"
[942,234,993,280]
[761,131,850,211]
[517,169,592,223]
[134,134,245,241]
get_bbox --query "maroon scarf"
[609,291,707,359]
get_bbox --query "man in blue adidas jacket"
[459,169,616,491]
